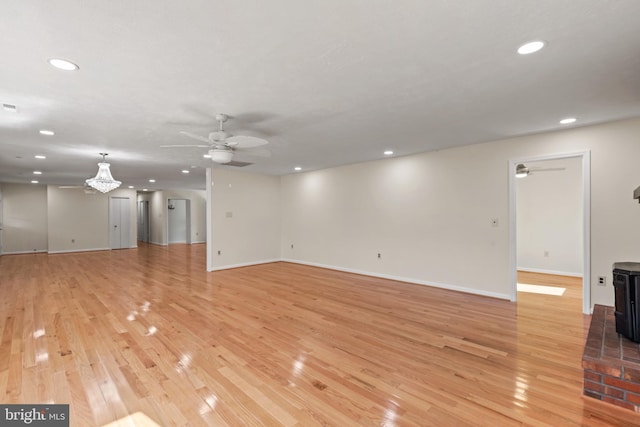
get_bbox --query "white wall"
[208,168,280,270]
[281,149,508,298]
[1,183,48,254]
[47,186,109,252]
[47,186,137,253]
[280,117,640,308]
[517,157,583,276]
[149,191,166,245]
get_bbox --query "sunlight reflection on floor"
[517,283,566,296]
[101,412,162,427]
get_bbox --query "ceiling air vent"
[225,161,253,167]
[2,103,18,112]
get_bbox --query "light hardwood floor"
[1,244,639,426]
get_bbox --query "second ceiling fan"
[515,163,565,178]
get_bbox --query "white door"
[110,197,130,249]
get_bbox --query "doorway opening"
[509,151,591,314]
[168,199,191,244]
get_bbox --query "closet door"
[110,197,130,249]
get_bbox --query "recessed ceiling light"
[2,103,17,112]
[143,188,148,191]
[559,117,577,125]
[182,170,190,174]
[34,155,46,159]
[128,186,134,189]
[33,171,42,175]
[31,180,39,184]
[517,41,545,55]
[294,167,302,171]
[39,130,55,136]
[48,58,79,71]
[384,150,394,156]
[149,179,156,183]
[203,154,211,159]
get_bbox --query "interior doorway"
[168,199,191,244]
[509,151,591,314]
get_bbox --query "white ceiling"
[1,1,640,191]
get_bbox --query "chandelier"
[86,153,121,193]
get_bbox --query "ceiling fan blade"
[179,131,212,143]
[160,144,211,148]
[531,167,566,172]
[235,146,271,158]
[226,135,268,148]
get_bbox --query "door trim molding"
[508,150,591,314]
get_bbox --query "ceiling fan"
[161,113,270,164]
[58,183,98,194]
[515,163,566,178]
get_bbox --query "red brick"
[584,380,605,394]
[602,396,637,411]
[623,366,640,383]
[584,389,602,400]
[604,376,640,394]
[604,386,625,400]
[584,370,602,383]
[626,392,640,405]
[582,360,622,377]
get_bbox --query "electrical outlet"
[291,244,294,249]
[598,276,606,286]
[378,253,381,259]
[217,250,221,255]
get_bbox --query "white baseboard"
[517,267,583,278]
[149,241,167,246]
[48,247,111,254]
[209,258,280,272]
[281,258,510,300]
[1,249,48,255]
[191,240,206,244]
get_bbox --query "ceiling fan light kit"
[208,148,234,164]
[86,153,122,193]
[515,163,529,178]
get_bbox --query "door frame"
[508,150,591,314]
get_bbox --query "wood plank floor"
[1,244,639,426]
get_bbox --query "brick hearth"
[582,304,640,411]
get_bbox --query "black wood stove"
[613,262,640,343]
